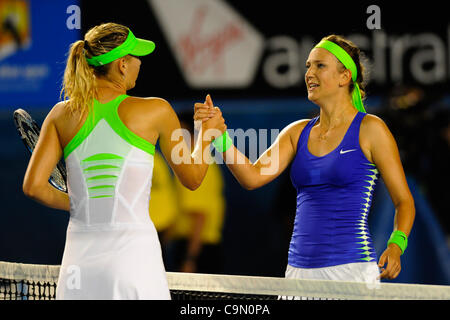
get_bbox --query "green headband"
[314,40,366,113]
[86,29,155,67]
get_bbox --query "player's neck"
[317,96,356,129]
[95,77,127,98]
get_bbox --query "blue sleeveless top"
[288,112,379,268]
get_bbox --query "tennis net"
[0,261,449,300]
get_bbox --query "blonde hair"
[60,23,130,120]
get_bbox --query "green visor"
[86,29,155,67]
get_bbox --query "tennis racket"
[13,108,68,193]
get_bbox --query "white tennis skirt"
[281,262,380,300]
[285,262,380,282]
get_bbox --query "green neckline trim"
[63,95,156,159]
[109,102,156,156]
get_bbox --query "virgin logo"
[149,0,264,88]
[177,5,244,75]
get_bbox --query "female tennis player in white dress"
[22,23,226,299]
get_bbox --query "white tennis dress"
[56,95,170,300]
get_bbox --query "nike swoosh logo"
[340,149,357,154]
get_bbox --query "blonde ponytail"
[60,40,96,121]
[60,23,130,121]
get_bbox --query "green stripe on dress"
[82,153,124,162]
[83,165,119,172]
[86,175,118,181]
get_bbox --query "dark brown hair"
[320,34,368,101]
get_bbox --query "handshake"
[193,94,227,143]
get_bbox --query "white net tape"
[1,261,449,300]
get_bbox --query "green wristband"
[212,131,233,152]
[387,230,408,255]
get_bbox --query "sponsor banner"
[147,1,450,95]
[0,0,80,110]
[76,1,450,99]
[149,0,264,88]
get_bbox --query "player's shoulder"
[50,100,67,113]
[289,118,311,130]
[360,113,396,151]
[124,96,181,129]
[124,96,175,117]
[48,100,69,122]
[279,118,312,152]
[361,113,390,135]
[282,118,311,139]
[125,96,172,109]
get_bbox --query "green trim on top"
[63,94,156,159]
[63,106,96,160]
[86,174,118,181]
[109,101,156,156]
[83,164,120,172]
[91,195,113,199]
[88,185,115,190]
[82,153,124,162]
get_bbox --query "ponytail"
[60,23,130,121]
[60,40,96,121]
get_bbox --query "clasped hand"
[194,94,226,139]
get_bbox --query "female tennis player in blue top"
[196,35,415,284]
